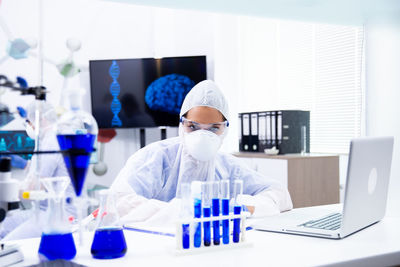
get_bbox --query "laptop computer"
[252,136,394,239]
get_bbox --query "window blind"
[238,18,364,153]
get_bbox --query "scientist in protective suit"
[111,80,293,224]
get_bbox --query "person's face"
[186,106,224,124]
[183,106,227,136]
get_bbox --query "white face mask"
[26,124,35,139]
[183,130,222,161]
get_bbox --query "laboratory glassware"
[220,179,230,244]
[232,179,243,243]
[191,181,202,248]
[202,182,213,246]
[38,176,76,261]
[211,181,220,245]
[91,190,127,259]
[56,88,98,244]
[180,183,191,249]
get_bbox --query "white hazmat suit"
[111,80,293,225]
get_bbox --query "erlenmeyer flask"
[38,176,76,261]
[91,190,127,259]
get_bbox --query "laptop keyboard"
[299,213,342,231]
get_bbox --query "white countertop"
[6,205,400,267]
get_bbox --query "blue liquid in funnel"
[57,134,96,196]
[38,232,76,260]
[91,228,127,259]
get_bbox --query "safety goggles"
[180,117,229,135]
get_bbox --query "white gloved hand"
[119,198,168,224]
[237,193,280,217]
[143,198,181,227]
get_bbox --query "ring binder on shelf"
[258,112,267,152]
[271,111,277,148]
[238,110,310,154]
[250,113,259,152]
[242,114,250,151]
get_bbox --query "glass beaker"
[38,176,76,261]
[91,190,127,259]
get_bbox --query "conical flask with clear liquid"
[38,176,76,260]
[91,190,127,259]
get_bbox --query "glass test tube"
[211,181,220,245]
[181,183,191,249]
[220,179,230,244]
[191,181,202,248]
[232,179,243,243]
[202,182,212,246]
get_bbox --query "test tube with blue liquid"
[221,179,230,244]
[191,181,202,248]
[180,183,191,249]
[211,181,220,245]
[202,182,212,246]
[232,179,243,243]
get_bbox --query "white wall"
[2,1,392,200]
[365,16,400,217]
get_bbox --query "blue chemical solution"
[222,198,230,244]
[212,198,220,245]
[193,198,202,248]
[233,205,242,243]
[91,227,127,259]
[203,207,211,246]
[182,224,190,249]
[38,232,76,261]
[57,134,96,196]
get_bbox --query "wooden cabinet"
[233,152,340,208]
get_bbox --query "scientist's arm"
[110,147,166,220]
[230,156,293,217]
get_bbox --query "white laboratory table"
[7,205,400,267]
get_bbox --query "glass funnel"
[56,108,98,196]
[38,176,76,261]
[56,88,98,244]
[91,190,127,259]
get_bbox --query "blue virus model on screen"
[89,56,207,128]
[145,73,195,115]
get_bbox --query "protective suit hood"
[179,80,229,121]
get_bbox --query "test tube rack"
[174,212,252,255]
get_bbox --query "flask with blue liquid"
[91,190,127,259]
[38,177,76,261]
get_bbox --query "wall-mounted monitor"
[0,130,35,160]
[89,55,207,129]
